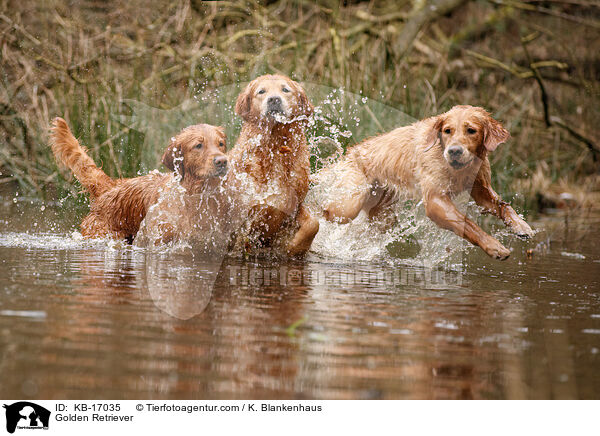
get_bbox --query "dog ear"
[483,116,510,152]
[235,85,253,121]
[288,80,313,118]
[298,91,314,117]
[214,126,227,149]
[424,116,444,152]
[297,86,314,117]
[162,142,185,179]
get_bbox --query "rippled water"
[0,195,599,399]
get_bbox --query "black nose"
[214,155,227,169]
[267,96,283,112]
[267,96,282,105]
[447,146,463,158]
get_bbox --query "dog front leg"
[155,222,176,245]
[250,206,288,242]
[287,205,320,257]
[424,192,511,260]
[471,181,534,239]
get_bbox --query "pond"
[0,195,599,399]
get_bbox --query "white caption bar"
[0,400,597,435]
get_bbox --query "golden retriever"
[227,74,319,256]
[50,118,228,242]
[321,105,534,260]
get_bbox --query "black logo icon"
[3,402,50,434]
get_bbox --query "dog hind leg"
[287,205,319,257]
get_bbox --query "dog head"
[161,124,228,181]
[426,105,510,170]
[235,74,313,124]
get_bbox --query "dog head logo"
[3,402,50,434]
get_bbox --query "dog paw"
[485,241,511,260]
[511,220,535,240]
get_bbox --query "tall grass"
[0,0,598,211]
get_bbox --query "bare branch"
[394,0,470,59]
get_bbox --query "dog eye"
[444,128,451,134]
[467,128,477,134]
[219,142,225,148]
[195,143,203,149]
[282,87,290,93]
[257,89,266,95]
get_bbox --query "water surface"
[0,197,599,399]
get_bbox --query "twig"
[490,0,600,29]
[464,49,533,78]
[521,34,551,127]
[0,176,16,184]
[521,0,600,6]
[394,0,470,59]
[222,29,275,48]
[354,10,408,23]
[521,33,600,162]
[550,116,600,162]
[450,6,514,45]
[32,55,95,84]
[0,14,41,45]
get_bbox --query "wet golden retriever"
[50,118,228,242]
[321,105,534,260]
[227,74,319,256]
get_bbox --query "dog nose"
[214,155,228,169]
[447,146,463,158]
[267,96,283,112]
[267,96,282,106]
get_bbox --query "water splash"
[135,175,245,255]
[121,84,493,264]
[2,84,500,266]
[305,198,467,266]
[0,231,117,250]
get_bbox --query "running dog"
[50,118,228,242]
[227,74,319,256]
[320,105,534,260]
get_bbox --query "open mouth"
[266,107,285,116]
[449,159,467,170]
[206,165,228,178]
[266,110,287,123]
[214,166,228,177]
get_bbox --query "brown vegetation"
[0,0,598,211]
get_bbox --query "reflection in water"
[0,201,599,399]
[142,253,219,320]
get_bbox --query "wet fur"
[50,118,227,241]
[227,74,319,256]
[321,105,534,260]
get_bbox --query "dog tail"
[50,117,116,198]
